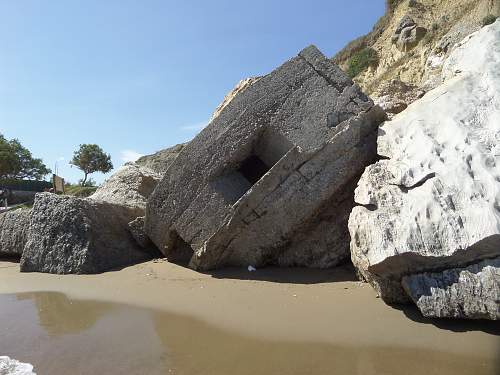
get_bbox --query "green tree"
[71,144,113,186]
[0,134,51,180]
[9,139,51,180]
[0,134,19,179]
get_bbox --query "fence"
[0,179,52,192]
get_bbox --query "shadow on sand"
[391,303,500,335]
[0,257,21,267]
[206,263,359,284]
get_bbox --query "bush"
[386,0,403,12]
[346,48,379,78]
[78,177,97,187]
[64,184,97,198]
[332,2,392,66]
[482,14,498,27]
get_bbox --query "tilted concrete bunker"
[145,46,386,271]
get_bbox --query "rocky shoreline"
[1,20,499,321]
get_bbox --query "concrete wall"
[8,190,37,205]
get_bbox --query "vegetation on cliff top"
[346,48,379,78]
[332,0,397,67]
[482,14,498,27]
[64,184,98,198]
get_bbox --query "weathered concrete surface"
[20,193,152,274]
[134,80,257,178]
[0,209,30,258]
[146,45,385,270]
[349,21,500,305]
[402,258,500,320]
[18,164,161,273]
[210,77,260,122]
[275,178,359,268]
[128,216,152,249]
[135,144,186,176]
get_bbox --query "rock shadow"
[0,255,21,262]
[206,263,359,284]
[103,257,159,274]
[391,303,500,335]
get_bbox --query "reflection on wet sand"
[16,292,112,336]
[151,310,499,375]
[0,292,498,375]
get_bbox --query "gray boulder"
[90,164,162,250]
[145,45,385,270]
[0,209,30,258]
[372,79,426,118]
[90,164,161,216]
[394,15,416,36]
[20,193,152,274]
[135,144,186,176]
[19,164,162,273]
[402,258,500,320]
[391,16,427,51]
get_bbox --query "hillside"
[333,0,499,116]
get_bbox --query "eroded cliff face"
[334,0,499,116]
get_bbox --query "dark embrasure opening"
[214,130,294,204]
[237,155,271,185]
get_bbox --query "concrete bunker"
[145,45,385,271]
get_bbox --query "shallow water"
[0,292,498,375]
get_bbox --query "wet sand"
[0,260,499,374]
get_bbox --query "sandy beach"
[0,259,498,374]
[1,1,500,374]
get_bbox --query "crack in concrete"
[297,54,347,93]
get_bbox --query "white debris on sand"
[0,356,36,375]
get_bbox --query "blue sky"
[0,0,384,184]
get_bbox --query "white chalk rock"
[349,20,500,307]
